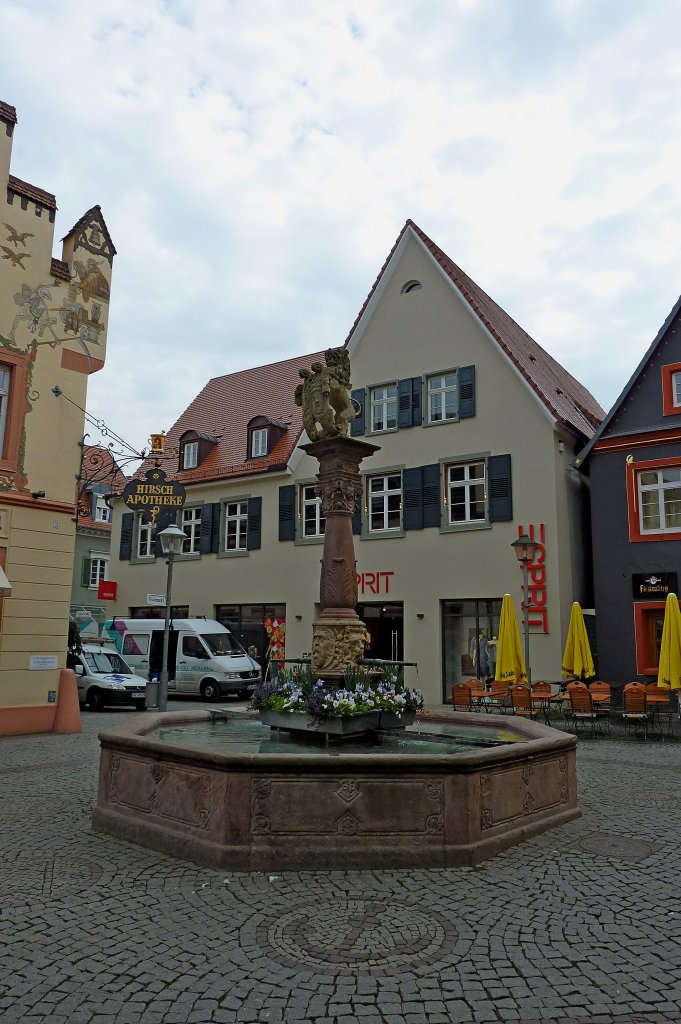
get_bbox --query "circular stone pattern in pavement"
[258,899,455,973]
[578,833,659,861]
[0,855,108,908]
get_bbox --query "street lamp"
[155,523,185,712]
[511,534,540,686]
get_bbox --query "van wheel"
[200,679,220,701]
[87,688,104,711]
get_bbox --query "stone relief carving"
[320,558,358,609]
[312,621,366,672]
[316,476,361,515]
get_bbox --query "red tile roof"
[141,350,326,484]
[62,204,117,256]
[51,258,71,281]
[77,445,129,529]
[8,174,57,210]
[346,220,605,438]
[0,101,17,126]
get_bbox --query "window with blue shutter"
[119,512,133,560]
[398,377,422,428]
[247,496,262,550]
[278,485,296,541]
[488,454,512,522]
[422,464,441,527]
[200,503,222,554]
[403,465,441,530]
[350,388,365,436]
[403,467,424,530]
[459,365,476,419]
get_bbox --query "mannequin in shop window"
[470,633,489,681]
[486,635,498,683]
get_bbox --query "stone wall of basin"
[92,710,579,870]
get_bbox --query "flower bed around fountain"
[251,664,422,737]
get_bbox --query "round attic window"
[401,280,422,294]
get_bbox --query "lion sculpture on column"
[295,347,358,441]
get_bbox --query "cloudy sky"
[2,0,681,458]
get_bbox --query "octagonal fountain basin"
[93,709,579,870]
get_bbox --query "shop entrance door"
[357,603,403,661]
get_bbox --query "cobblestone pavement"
[2,704,681,1024]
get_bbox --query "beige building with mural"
[108,221,602,705]
[0,101,115,735]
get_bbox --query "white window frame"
[224,499,248,551]
[0,366,10,458]
[251,427,268,458]
[638,467,681,533]
[370,384,397,433]
[672,371,681,408]
[183,441,199,469]
[446,460,487,525]
[427,371,459,424]
[94,495,111,523]
[367,473,402,533]
[137,516,154,558]
[301,483,325,538]
[89,556,108,589]
[181,505,202,553]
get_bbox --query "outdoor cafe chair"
[510,685,538,719]
[588,681,612,724]
[622,682,650,741]
[452,683,474,712]
[567,683,608,738]
[486,680,510,714]
[645,683,674,739]
[530,681,554,723]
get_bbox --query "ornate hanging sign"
[122,468,186,526]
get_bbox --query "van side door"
[177,633,211,693]
[121,633,150,680]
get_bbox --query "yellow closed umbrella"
[495,593,527,685]
[657,592,681,690]
[561,602,595,682]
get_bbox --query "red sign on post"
[98,581,117,601]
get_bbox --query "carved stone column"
[300,436,380,680]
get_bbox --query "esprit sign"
[122,468,186,527]
[98,581,117,601]
[518,523,548,634]
[356,570,394,595]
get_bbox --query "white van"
[67,643,148,711]
[103,618,261,701]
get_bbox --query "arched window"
[401,280,422,294]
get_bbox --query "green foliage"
[342,664,376,691]
[67,620,82,654]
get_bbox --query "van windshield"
[84,651,131,674]
[202,633,241,656]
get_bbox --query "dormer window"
[251,428,268,458]
[246,415,288,461]
[183,441,199,469]
[178,430,220,472]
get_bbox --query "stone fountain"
[92,348,580,869]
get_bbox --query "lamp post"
[156,523,185,712]
[511,534,540,686]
